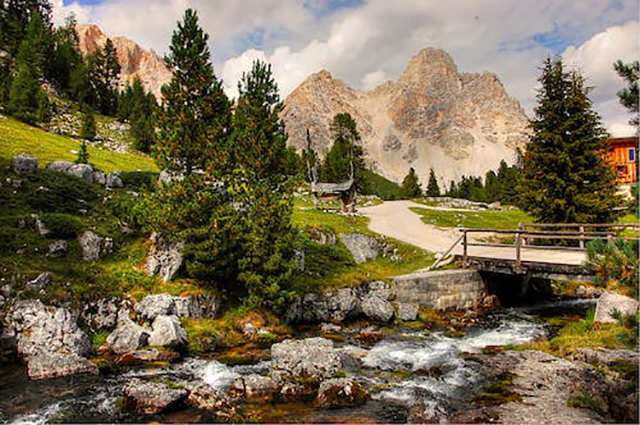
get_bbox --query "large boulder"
[146,233,184,282]
[271,338,342,381]
[27,352,98,380]
[12,154,38,175]
[594,291,639,324]
[78,230,110,261]
[316,378,368,408]
[135,293,218,322]
[4,300,93,379]
[123,378,187,415]
[339,233,380,264]
[46,161,73,173]
[186,383,237,420]
[66,163,95,184]
[147,315,188,349]
[91,170,106,186]
[106,172,123,188]
[230,374,280,399]
[106,316,150,354]
[80,298,130,332]
[395,302,419,321]
[359,281,394,322]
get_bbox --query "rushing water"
[0,299,595,424]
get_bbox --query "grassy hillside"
[363,169,403,200]
[0,116,158,173]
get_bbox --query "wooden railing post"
[515,229,522,269]
[518,223,526,246]
[579,225,585,249]
[463,230,468,267]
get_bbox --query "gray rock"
[123,378,187,415]
[91,170,106,185]
[594,291,639,324]
[186,383,237,419]
[12,154,38,175]
[158,169,185,185]
[46,240,68,257]
[0,284,11,297]
[571,348,639,367]
[106,172,123,188]
[148,315,188,349]
[320,323,343,333]
[78,230,103,261]
[327,287,359,321]
[106,316,150,354]
[316,378,368,408]
[339,233,380,264]
[25,272,52,292]
[66,164,94,184]
[396,302,419,321]
[80,298,129,332]
[271,337,342,380]
[32,214,50,236]
[360,282,394,322]
[135,293,175,322]
[46,161,73,173]
[576,285,604,298]
[146,233,184,282]
[4,300,92,379]
[230,374,280,399]
[27,352,98,380]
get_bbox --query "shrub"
[40,213,83,238]
[119,171,159,190]
[26,171,98,213]
[585,238,638,291]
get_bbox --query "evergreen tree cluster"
[119,77,157,152]
[446,160,520,204]
[141,8,298,311]
[401,167,423,198]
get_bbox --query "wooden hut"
[311,179,357,212]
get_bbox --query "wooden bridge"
[433,223,640,282]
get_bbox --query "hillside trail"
[359,200,461,253]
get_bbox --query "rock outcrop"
[12,154,38,175]
[339,233,379,264]
[123,378,187,415]
[146,233,184,282]
[271,337,342,381]
[3,300,97,379]
[134,293,218,323]
[76,24,171,100]
[281,47,529,187]
[106,316,150,355]
[594,291,639,324]
[147,315,188,349]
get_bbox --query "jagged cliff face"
[282,48,529,187]
[75,25,171,100]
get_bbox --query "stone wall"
[392,269,488,310]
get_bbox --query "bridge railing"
[458,223,640,269]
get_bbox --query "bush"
[40,213,83,238]
[119,171,159,190]
[585,238,638,291]
[26,171,98,213]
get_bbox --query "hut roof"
[311,179,355,195]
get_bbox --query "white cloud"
[220,49,268,100]
[563,20,639,136]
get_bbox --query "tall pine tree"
[520,57,621,224]
[426,168,441,197]
[230,60,287,179]
[614,60,639,127]
[156,8,231,175]
[401,167,423,198]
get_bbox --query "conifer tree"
[520,57,622,224]
[614,60,639,127]
[156,8,231,175]
[80,105,96,141]
[50,15,82,93]
[230,60,287,179]
[76,140,89,164]
[426,168,440,197]
[401,167,423,198]
[320,112,367,191]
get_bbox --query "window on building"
[630,148,636,162]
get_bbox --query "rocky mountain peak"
[281,46,529,187]
[75,24,171,100]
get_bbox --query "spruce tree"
[426,168,440,197]
[80,105,96,141]
[320,112,367,191]
[99,38,121,115]
[76,140,89,164]
[401,167,423,198]
[157,8,231,175]
[230,60,287,179]
[614,60,639,127]
[51,15,81,93]
[521,57,622,224]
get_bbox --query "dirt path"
[359,200,459,253]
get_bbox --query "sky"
[55,0,639,136]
